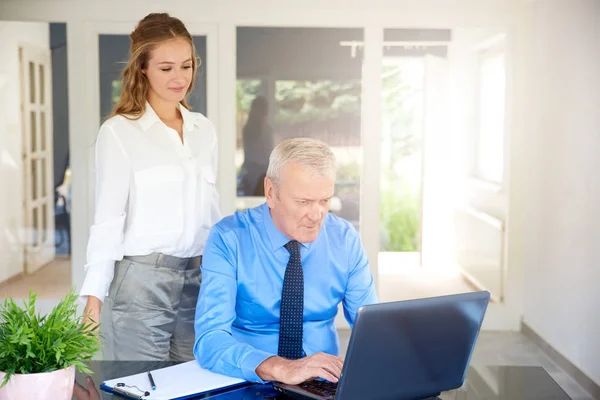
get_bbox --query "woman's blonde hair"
[109,13,198,119]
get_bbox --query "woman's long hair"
[109,13,198,119]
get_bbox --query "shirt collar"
[261,203,312,252]
[138,102,196,132]
[178,104,196,132]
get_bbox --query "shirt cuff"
[239,349,275,383]
[79,260,115,304]
[86,213,126,264]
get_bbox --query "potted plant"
[0,288,100,400]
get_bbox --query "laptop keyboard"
[300,380,338,398]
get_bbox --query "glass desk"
[74,361,572,400]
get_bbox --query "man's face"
[265,162,335,243]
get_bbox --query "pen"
[114,386,144,399]
[148,371,157,391]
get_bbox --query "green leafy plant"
[0,288,100,387]
[380,179,420,252]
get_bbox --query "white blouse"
[79,103,221,303]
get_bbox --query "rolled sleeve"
[79,260,115,304]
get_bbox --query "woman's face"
[144,37,193,104]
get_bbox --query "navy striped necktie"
[278,240,304,359]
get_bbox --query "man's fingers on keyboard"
[325,354,344,367]
[325,361,342,378]
[333,358,343,372]
[318,368,339,383]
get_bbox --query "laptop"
[273,291,490,400]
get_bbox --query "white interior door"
[20,44,55,274]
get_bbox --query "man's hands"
[73,376,100,400]
[256,353,344,385]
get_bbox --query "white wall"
[0,22,49,285]
[522,0,600,385]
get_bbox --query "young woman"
[80,13,221,361]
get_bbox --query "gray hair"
[266,138,337,186]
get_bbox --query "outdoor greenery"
[236,79,262,113]
[381,65,423,158]
[275,80,361,124]
[0,289,100,387]
[379,64,424,252]
[235,79,362,127]
[380,177,420,252]
[111,79,123,106]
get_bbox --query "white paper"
[102,360,246,400]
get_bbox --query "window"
[235,27,364,230]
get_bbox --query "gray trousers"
[101,253,201,361]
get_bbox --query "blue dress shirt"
[194,203,379,382]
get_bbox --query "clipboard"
[99,360,249,399]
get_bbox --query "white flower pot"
[0,365,75,400]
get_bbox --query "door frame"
[19,43,55,274]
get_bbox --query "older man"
[194,138,378,384]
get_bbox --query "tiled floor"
[337,329,595,399]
